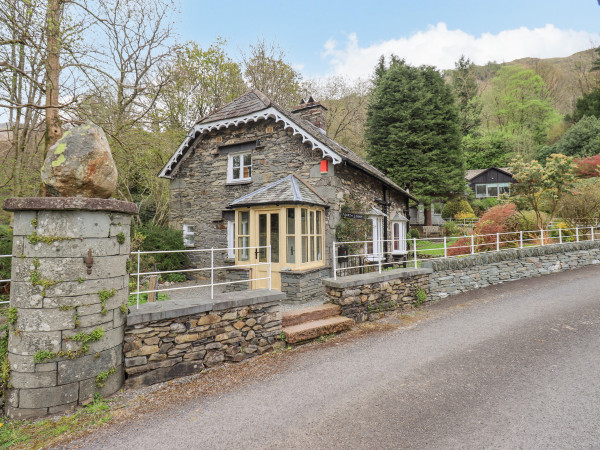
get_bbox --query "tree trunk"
[425,207,432,226]
[44,0,63,158]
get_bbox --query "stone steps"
[282,311,354,344]
[282,303,341,327]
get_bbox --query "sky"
[180,0,600,80]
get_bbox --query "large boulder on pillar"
[42,122,118,198]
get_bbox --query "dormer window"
[227,152,252,183]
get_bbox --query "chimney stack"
[291,96,327,134]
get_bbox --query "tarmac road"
[72,265,600,449]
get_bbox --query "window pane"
[301,209,307,234]
[287,208,295,234]
[239,211,249,235]
[233,168,240,179]
[488,185,498,197]
[238,236,249,261]
[499,184,510,195]
[394,223,400,250]
[245,153,251,166]
[270,213,279,263]
[310,236,315,261]
[475,184,486,197]
[259,214,267,262]
[302,236,308,263]
[310,211,315,234]
[232,155,240,167]
[316,211,322,234]
[287,236,295,263]
[316,236,322,260]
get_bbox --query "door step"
[282,304,342,327]
[282,305,354,344]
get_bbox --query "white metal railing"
[129,245,271,309]
[0,254,10,305]
[332,225,597,279]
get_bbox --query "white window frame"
[391,219,407,255]
[475,182,511,198]
[365,215,384,262]
[227,151,252,183]
[227,220,235,258]
[183,224,195,247]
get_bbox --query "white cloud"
[322,23,600,78]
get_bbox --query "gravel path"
[70,265,600,449]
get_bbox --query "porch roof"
[228,175,328,208]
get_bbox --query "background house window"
[475,183,511,198]
[183,224,195,247]
[227,152,252,183]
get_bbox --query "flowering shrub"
[447,203,520,256]
[574,155,600,179]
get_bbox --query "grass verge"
[0,395,112,449]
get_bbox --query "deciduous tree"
[509,153,576,229]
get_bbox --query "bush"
[513,210,550,232]
[470,197,499,216]
[448,203,520,256]
[407,228,420,239]
[441,198,474,219]
[133,223,188,272]
[443,221,462,237]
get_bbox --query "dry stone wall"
[424,241,600,301]
[3,197,136,419]
[124,290,284,388]
[323,268,431,323]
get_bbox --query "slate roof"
[229,174,328,208]
[165,89,418,202]
[465,167,512,181]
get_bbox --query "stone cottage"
[159,90,417,302]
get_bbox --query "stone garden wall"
[124,289,285,388]
[322,268,431,323]
[280,266,331,303]
[424,240,600,302]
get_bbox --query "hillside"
[473,48,600,115]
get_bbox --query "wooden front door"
[251,209,282,290]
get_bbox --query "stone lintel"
[127,289,286,325]
[322,268,432,289]
[3,197,138,215]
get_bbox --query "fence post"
[444,237,447,258]
[541,229,544,246]
[210,247,214,299]
[519,231,523,249]
[496,233,500,251]
[136,251,141,309]
[471,234,475,254]
[378,254,382,273]
[591,226,595,242]
[576,227,579,242]
[332,242,337,280]
[559,228,562,244]
[413,237,417,268]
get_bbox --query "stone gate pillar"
[3,197,137,418]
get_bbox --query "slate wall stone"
[424,240,600,301]
[322,268,431,323]
[3,199,137,419]
[280,266,331,303]
[123,291,284,388]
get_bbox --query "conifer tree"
[365,57,465,207]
